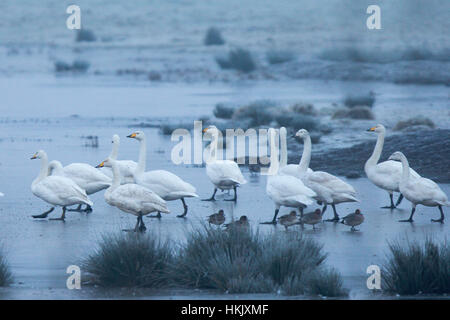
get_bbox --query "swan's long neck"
[298,135,312,174]
[209,130,219,162]
[34,153,49,185]
[110,161,121,190]
[267,129,279,177]
[110,141,119,160]
[399,154,410,185]
[280,129,287,168]
[136,137,147,175]
[366,131,385,168]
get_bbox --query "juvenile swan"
[127,131,198,218]
[263,128,316,224]
[293,129,358,222]
[202,125,247,201]
[97,158,169,232]
[365,125,420,209]
[48,160,111,212]
[389,151,448,223]
[31,150,93,221]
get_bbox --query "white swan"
[97,158,169,232]
[262,128,317,224]
[202,125,247,201]
[31,150,93,220]
[389,151,448,223]
[292,129,358,222]
[127,131,198,218]
[366,124,420,209]
[48,160,111,212]
[279,126,313,176]
[100,134,137,184]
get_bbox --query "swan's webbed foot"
[177,198,188,218]
[324,217,340,222]
[32,207,54,219]
[49,207,66,221]
[202,188,217,201]
[381,205,396,209]
[399,218,414,222]
[431,218,444,223]
[381,194,396,209]
[260,220,277,225]
[147,212,162,219]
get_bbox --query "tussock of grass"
[382,238,450,295]
[393,116,435,131]
[232,100,277,126]
[76,29,96,42]
[82,228,347,297]
[213,103,234,119]
[266,50,294,64]
[276,113,319,131]
[55,60,90,73]
[0,248,12,286]
[216,48,256,73]
[343,93,375,108]
[83,233,173,287]
[332,107,374,120]
[204,27,225,46]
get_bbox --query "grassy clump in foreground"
[382,238,450,295]
[83,233,173,287]
[216,48,256,73]
[0,248,12,286]
[82,228,347,297]
[173,226,347,296]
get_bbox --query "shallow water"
[0,105,448,299]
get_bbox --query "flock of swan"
[26,124,448,232]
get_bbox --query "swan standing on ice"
[100,134,137,184]
[388,152,448,223]
[279,126,313,176]
[48,160,111,212]
[97,158,169,232]
[127,131,198,218]
[365,124,420,209]
[202,125,247,201]
[31,150,93,221]
[290,129,358,222]
[262,128,316,225]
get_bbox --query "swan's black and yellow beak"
[96,161,105,168]
[127,132,137,138]
[30,153,38,160]
[367,126,376,132]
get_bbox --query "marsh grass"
[232,100,277,126]
[0,248,12,286]
[266,50,294,64]
[275,113,319,131]
[204,27,225,46]
[213,103,234,119]
[83,233,173,287]
[216,48,256,73]
[382,238,450,295]
[343,93,375,108]
[82,227,347,297]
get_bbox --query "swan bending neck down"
[294,129,358,222]
[279,127,312,176]
[127,130,198,218]
[31,150,93,221]
[97,158,169,232]
[262,128,316,225]
[201,125,247,202]
[365,124,420,209]
[389,151,448,223]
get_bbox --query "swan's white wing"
[267,175,316,205]
[109,184,169,214]
[33,176,92,206]
[368,160,420,191]
[308,171,356,196]
[206,160,247,186]
[136,170,197,200]
[404,178,448,205]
